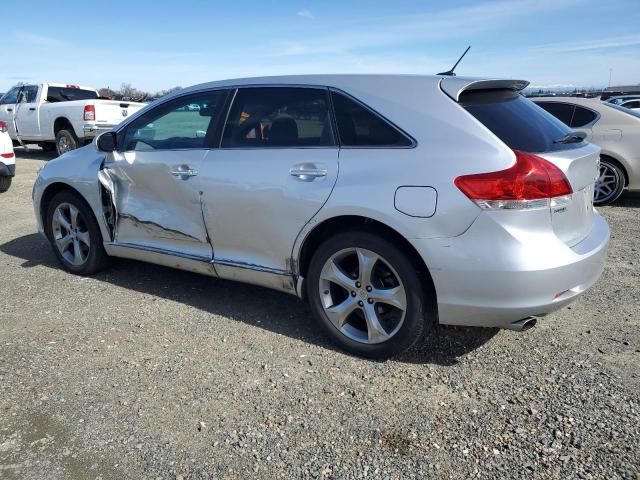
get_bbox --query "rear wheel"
[55,129,80,156]
[45,191,110,274]
[307,232,433,359]
[0,176,11,193]
[594,158,625,206]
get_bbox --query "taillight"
[454,150,573,210]
[0,120,7,133]
[84,105,96,121]
[1,153,14,159]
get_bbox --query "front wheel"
[45,190,111,274]
[594,158,625,206]
[307,232,433,359]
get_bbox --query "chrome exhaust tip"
[503,317,537,332]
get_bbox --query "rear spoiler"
[440,78,529,102]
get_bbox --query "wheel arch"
[53,117,75,137]
[39,182,88,237]
[296,215,437,308]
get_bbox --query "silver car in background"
[32,75,609,358]
[534,97,640,205]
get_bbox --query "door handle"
[289,167,328,181]
[170,167,198,177]
[6,108,12,112]
[29,107,36,111]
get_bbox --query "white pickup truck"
[0,83,145,155]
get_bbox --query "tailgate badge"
[122,109,128,117]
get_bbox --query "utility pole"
[608,68,612,88]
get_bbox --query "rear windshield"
[461,90,583,153]
[46,87,98,103]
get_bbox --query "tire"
[0,176,11,193]
[307,231,433,359]
[594,157,625,206]
[44,190,111,275]
[40,142,56,152]
[55,129,80,156]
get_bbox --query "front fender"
[33,145,110,240]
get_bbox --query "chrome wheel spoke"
[362,302,391,343]
[370,286,407,311]
[356,248,378,286]
[72,239,84,265]
[321,260,356,291]
[69,205,80,230]
[55,233,73,252]
[77,230,91,247]
[326,296,359,329]
[54,208,71,232]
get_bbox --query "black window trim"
[329,87,417,149]
[113,82,418,151]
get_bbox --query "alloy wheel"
[318,248,407,344]
[51,202,91,266]
[58,136,71,154]
[595,162,622,204]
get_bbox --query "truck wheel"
[56,129,79,156]
[0,176,11,193]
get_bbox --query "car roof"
[176,74,528,99]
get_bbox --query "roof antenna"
[437,46,471,76]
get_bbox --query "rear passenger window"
[222,87,334,148]
[571,106,597,127]
[331,92,413,147]
[536,102,575,126]
[461,90,581,153]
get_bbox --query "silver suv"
[32,75,609,358]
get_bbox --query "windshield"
[604,102,640,119]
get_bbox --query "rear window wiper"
[554,131,586,144]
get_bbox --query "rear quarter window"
[461,90,583,153]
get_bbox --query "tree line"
[98,83,183,101]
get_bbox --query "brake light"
[66,84,80,89]
[84,105,96,121]
[1,152,14,158]
[0,121,7,133]
[454,150,573,210]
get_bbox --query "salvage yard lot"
[0,148,638,479]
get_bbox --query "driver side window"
[123,90,228,151]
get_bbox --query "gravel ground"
[0,147,638,480]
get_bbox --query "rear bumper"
[0,162,15,177]
[413,211,609,328]
[82,124,115,137]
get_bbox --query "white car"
[0,84,145,156]
[33,74,609,358]
[0,119,15,192]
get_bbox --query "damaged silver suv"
[33,75,609,358]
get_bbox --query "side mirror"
[97,131,117,152]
